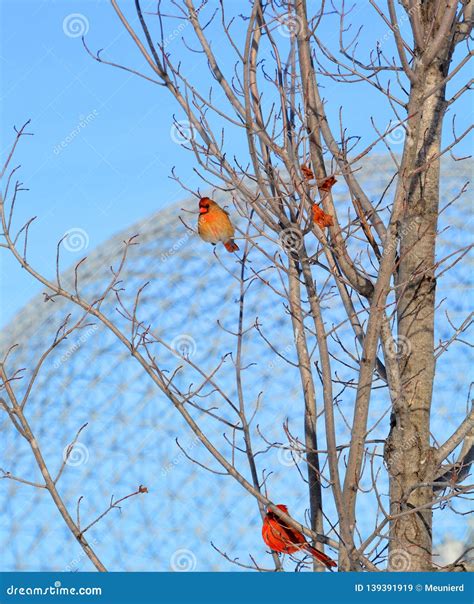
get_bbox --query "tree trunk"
[386,54,450,571]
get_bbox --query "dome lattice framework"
[0,157,472,571]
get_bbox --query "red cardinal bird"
[262,504,337,569]
[197,197,239,253]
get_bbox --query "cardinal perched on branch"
[262,504,337,569]
[197,197,239,253]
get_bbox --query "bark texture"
[386,4,456,570]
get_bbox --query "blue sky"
[0,2,472,573]
[0,0,472,327]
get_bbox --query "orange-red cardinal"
[312,204,334,228]
[262,504,337,569]
[197,197,239,253]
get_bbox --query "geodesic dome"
[0,156,472,571]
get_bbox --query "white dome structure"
[0,156,472,571]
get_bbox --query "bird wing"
[263,517,305,553]
[277,518,307,548]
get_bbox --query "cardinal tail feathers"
[224,239,239,253]
[305,544,337,568]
